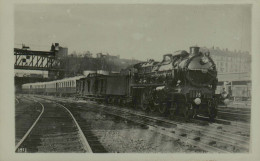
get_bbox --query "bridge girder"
[14,48,61,71]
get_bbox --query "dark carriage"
[77,73,130,104]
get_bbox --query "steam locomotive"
[129,46,218,120]
[22,46,219,121]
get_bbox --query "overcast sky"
[15,4,251,61]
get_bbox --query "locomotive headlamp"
[194,98,201,105]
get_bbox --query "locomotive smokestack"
[190,46,200,55]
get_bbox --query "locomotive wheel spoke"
[141,103,149,111]
[169,103,177,118]
[184,104,193,121]
[169,108,175,118]
[192,108,198,118]
[208,106,217,121]
[149,103,157,112]
[183,109,189,120]
[159,103,167,114]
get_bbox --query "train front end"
[180,47,219,120]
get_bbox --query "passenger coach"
[22,76,85,96]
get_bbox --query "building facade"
[208,47,251,74]
[207,47,251,99]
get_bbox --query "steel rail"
[218,110,250,116]
[15,98,20,104]
[54,102,93,153]
[15,99,45,151]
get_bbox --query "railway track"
[97,104,250,153]
[216,104,251,123]
[218,106,251,113]
[37,95,250,153]
[217,111,250,122]
[15,97,43,145]
[33,95,251,152]
[15,98,92,153]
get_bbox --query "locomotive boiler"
[131,46,218,120]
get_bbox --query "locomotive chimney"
[190,46,200,55]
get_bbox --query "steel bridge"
[14,48,61,71]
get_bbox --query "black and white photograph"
[1,0,260,161]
